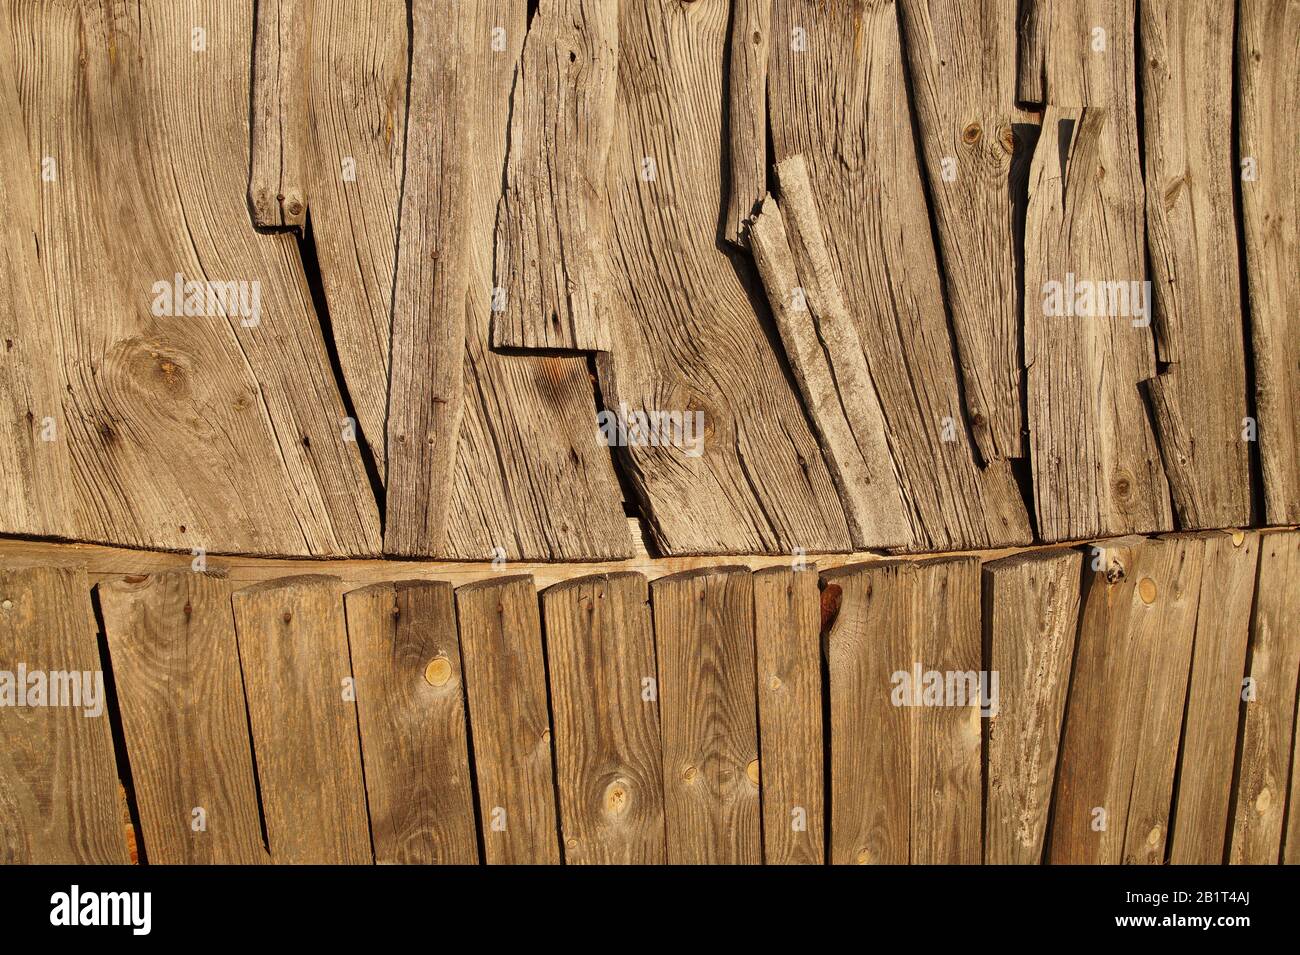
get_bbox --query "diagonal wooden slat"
[249,0,310,229]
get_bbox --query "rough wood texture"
[455,575,560,864]
[1169,532,1257,864]
[983,549,1081,865]
[1230,530,1300,863]
[249,0,310,229]
[493,0,617,350]
[1141,0,1251,529]
[542,573,666,864]
[752,566,824,865]
[231,575,372,864]
[344,580,478,864]
[652,567,761,864]
[1017,0,1047,104]
[723,0,771,244]
[1049,537,1199,864]
[825,558,982,864]
[769,0,1031,553]
[0,566,128,864]
[98,572,267,865]
[1240,0,1300,525]
[898,0,1024,461]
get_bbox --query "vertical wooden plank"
[542,573,665,864]
[1230,531,1300,863]
[983,549,1082,865]
[652,567,761,865]
[249,0,310,229]
[1169,533,1258,863]
[98,572,267,865]
[456,575,560,864]
[344,581,478,864]
[753,566,824,865]
[232,576,372,864]
[724,0,772,244]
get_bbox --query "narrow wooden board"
[542,573,665,864]
[983,549,1082,865]
[1017,0,1048,104]
[344,580,478,864]
[249,0,310,229]
[98,572,267,865]
[1169,532,1258,864]
[232,575,372,864]
[0,566,128,864]
[824,558,982,864]
[753,566,824,865]
[1230,530,1300,863]
[723,0,772,244]
[455,575,560,864]
[652,567,761,864]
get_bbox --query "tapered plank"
[723,0,771,244]
[456,575,560,864]
[0,566,127,864]
[232,576,371,864]
[98,572,266,865]
[983,549,1082,865]
[1240,0,1300,524]
[825,558,982,864]
[542,573,665,864]
[652,567,761,864]
[1230,531,1300,863]
[753,566,823,865]
[1017,0,1048,103]
[344,581,478,864]
[249,0,309,229]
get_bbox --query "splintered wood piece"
[1230,531,1300,863]
[493,0,617,350]
[1169,532,1258,864]
[344,581,478,864]
[249,0,310,229]
[98,572,267,865]
[983,549,1082,865]
[723,0,772,244]
[232,576,372,864]
[0,566,128,864]
[455,575,560,864]
[542,573,666,864]
[824,558,982,865]
[652,567,761,864]
[753,566,824,865]
[897,0,1024,460]
[1240,0,1300,524]
[768,0,1031,552]
[1049,537,1200,864]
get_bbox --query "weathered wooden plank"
[723,0,772,244]
[97,572,267,865]
[897,0,1024,461]
[1230,531,1300,863]
[0,566,128,864]
[1017,0,1048,104]
[1169,532,1257,864]
[1050,537,1199,864]
[344,580,478,864]
[455,575,560,864]
[983,549,1082,865]
[824,558,982,864]
[1141,0,1252,529]
[769,0,1031,552]
[1240,0,1300,525]
[232,576,372,864]
[249,0,310,229]
[652,567,761,864]
[752,566,823,865]
[542,573,665,864]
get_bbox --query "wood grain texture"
[98,572,267,865]
[455,575,560,864]
[652,567,761,864]
[0,566,128,864]
[824,558,982,864]
[249,0,310,229]
[542,573,665,864]
[752,566,823,865]
[983,549,1081,865]
[1017,0,1047,104]
[1230,530,1300,863]
[723,0,771,244]
[1240,0,1300,525]
[344,580,478,864]
[232,575,372,864]
[769,0,1031,553]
